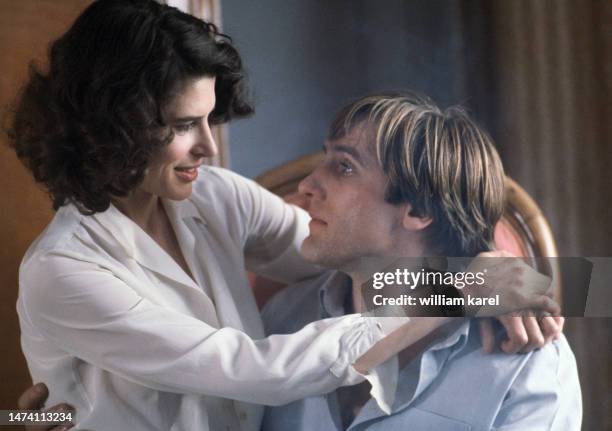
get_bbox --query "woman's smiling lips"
[174,164,201,182]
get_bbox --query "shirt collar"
[426,318,471,353]
[83,197,208,293]
[163,196,207,226]
[319,271,474,426]
[345,320,473,429]
[395,319,471,406]
[319,271,473,404]
[317,272,474,426]
[318,271,353,319]
[88,197,206,253]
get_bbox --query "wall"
[222,0,466,178]
[0,0,93,417]
[474,1,612,428]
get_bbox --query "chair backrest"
[255,151,562,303]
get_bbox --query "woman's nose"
[193,122,218,158]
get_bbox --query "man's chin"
[301,240,335,268]
[300,240,353,270]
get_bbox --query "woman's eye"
[173,122,197,134]
[338,160,354,175]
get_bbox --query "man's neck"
[346,251,430,314]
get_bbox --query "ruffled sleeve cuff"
[329,316,410,414]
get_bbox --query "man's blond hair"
[329,92,505,256]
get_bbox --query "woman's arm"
[19,252,412,408]
[353,316,450,374]
[196,167,324,284]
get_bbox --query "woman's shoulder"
[20,203,107,273]
[189,165,273,220]
[23,205,83,258]
[191,165,260,199]
[18,205,88,304]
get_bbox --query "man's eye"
[173,122,197,134]
[338,161,354,175]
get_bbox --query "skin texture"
[298,124,563,353]
[299,124,427,271]
[113,76,218,230]
[113,76,218,279]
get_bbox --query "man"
[261,93,581,430]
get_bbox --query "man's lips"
[308,214,327,229]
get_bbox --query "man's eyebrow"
[329,143,364,164]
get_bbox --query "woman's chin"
[165,184,193,201]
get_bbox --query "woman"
[8,1,559,430]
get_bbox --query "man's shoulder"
[461,321,578,386]
[524,332,576,371]
[507,332,580,400]
[491,332,581,429]
[387,323,581,429]
[261,271,336,335]
[486,323,578,385]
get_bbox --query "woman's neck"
[113,190,163,234]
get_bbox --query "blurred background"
[1,1,610,429]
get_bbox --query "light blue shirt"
[261,271,582,431]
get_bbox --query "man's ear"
[402,204,432,231]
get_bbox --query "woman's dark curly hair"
[6,0,253,214]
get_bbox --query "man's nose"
[298,166,325,200]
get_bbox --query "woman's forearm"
[353,316,454,374]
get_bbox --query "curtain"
[461,1,612,428]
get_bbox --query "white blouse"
[17,167,399,431]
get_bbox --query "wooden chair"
[253,151,562,306]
